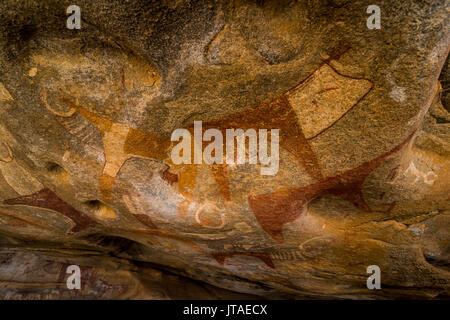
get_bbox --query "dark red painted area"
[212,252,275,269]
[211,165,232,201]
[3,188,97,233]
[187,50,371,201]
[202,94,324,183]
[162,168,178,185]
[248,130,417,242]
[133,213,158,229]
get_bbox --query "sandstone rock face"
[0,0,449,299]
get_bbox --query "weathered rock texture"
[0,0,449,299]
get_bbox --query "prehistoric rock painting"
[288,64,373,139]
[0,138,47,198]
[42,92,170,202]
[3,188,97,233]
[248,129,417,242]
[0,252,131,299]
[0,0,448,300]
[119,226,275,269]
[194,201,227,229]
[122,193,158,229]
[0,160,44,196]
[269,250,304,261]
[196,61,372,191]
[161,168,178,185]
[212,252,275,269]
[42,55,374,237]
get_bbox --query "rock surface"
[0,0,449,299]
